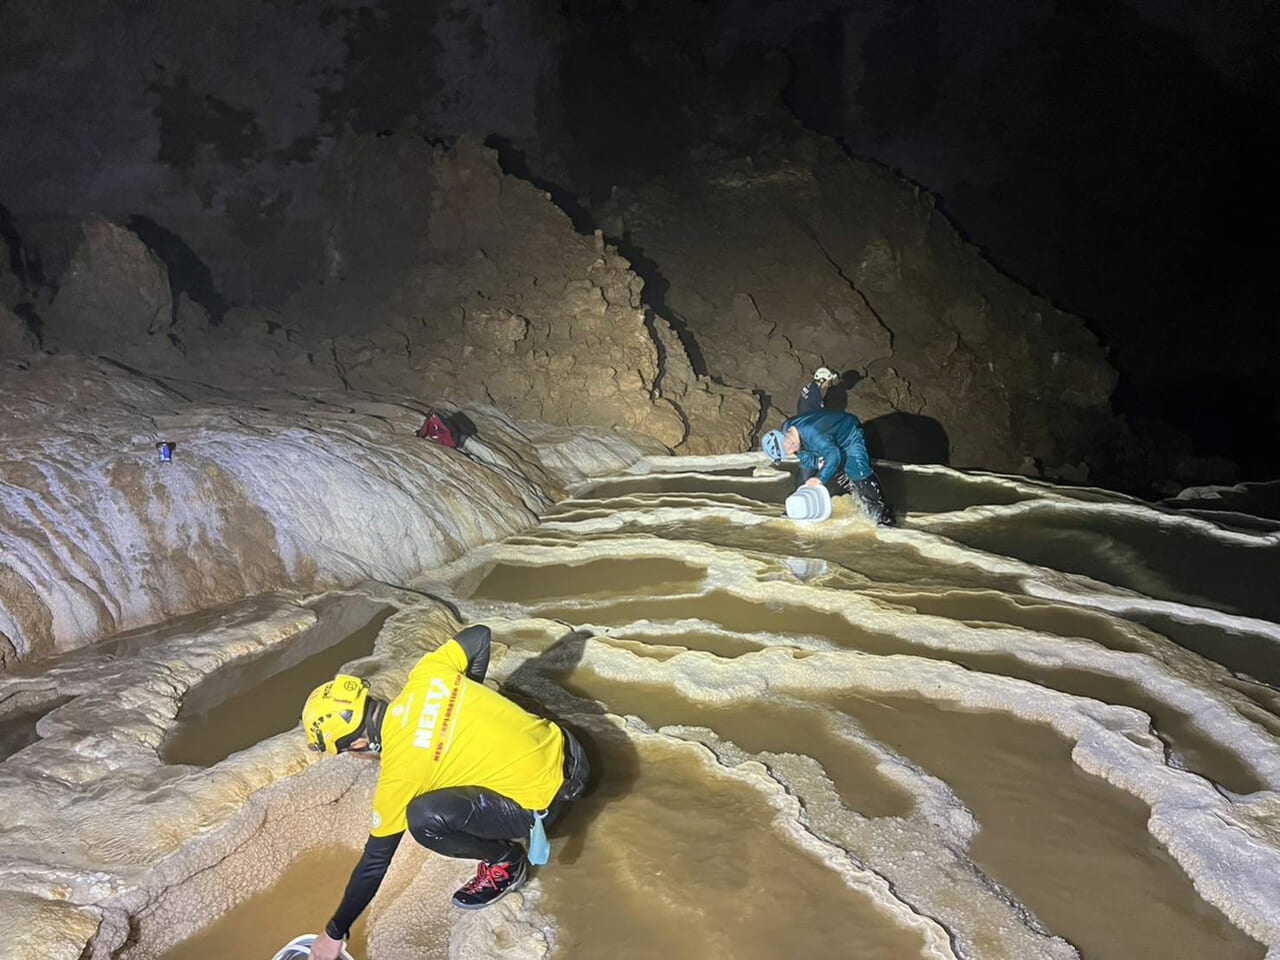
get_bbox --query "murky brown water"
[599,516,1030,593]
[576,473,793,502]
[162,599,393,766]
[537,590,899,650]
[874,465,1033,516]
[558,669,913,818]
[948,657,1265,795]
[1132,611,1280,688]
[548,664,1263,958]
[0,695,71,762]
[154,845,370,960]
[927,509,1280,622]
[866,587,1148,652]
[837,695,1266,960]
[537,724,931,960]
[470,557,705,602]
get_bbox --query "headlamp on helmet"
[302,674,369,755]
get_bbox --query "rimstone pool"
[1,457,1278,959]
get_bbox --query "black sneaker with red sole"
[451,853,529,910]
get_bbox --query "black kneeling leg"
[848,474,896,526]
[406,787,534,862]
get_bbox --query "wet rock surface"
[0,459,1278,959]
[0,353,659,661]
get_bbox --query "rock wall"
[33,137,760,456]
[310,135,757,452]
[0,0,565,305]
[0,257,37,359]
[601,132,1118,475]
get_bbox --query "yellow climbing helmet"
[302,674,369,755]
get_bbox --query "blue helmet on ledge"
[761,429,787,461]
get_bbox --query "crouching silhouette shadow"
[502,629,640,867]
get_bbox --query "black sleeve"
[325,832,403,940]
[453,624,491,683]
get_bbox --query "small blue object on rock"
[156,441,173,463]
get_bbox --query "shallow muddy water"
[162,598,394,766]
[874,465,1033,516]
[558,669,914,818]
[469,557,705,603]
[926,506,1280,622]
[0,694,71,762]
[549,668,1263,959]
[154,846,370,960]
[536,726,932,960]
[8,460,1278,960]
[839,695,1266,960]
[575,472,793,503]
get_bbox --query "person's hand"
[308,933,345,960]
[804,477,823,488]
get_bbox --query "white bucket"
[271,935,356,960]
[784,484,833,521]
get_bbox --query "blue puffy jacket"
[782,409,873,484]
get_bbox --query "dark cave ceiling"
[1,0,1277,474]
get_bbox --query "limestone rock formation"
[32,138,761,455]
[42,216,176,355]
[311,135,750,450]
[0,353,661,662]
[601,134,1119,477]
[646,313,761,455]
[0,303,36,360]
[0,258,36,360]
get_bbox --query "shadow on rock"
[823,370,863,412]
[502,629,640,867]
[864,412,950,465]
[126,214,227,325]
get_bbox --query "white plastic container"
[271,935,356,960]
[784,484,833,521]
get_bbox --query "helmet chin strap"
[361,698,388,754]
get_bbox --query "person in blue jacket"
[761,410,895,526]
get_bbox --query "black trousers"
[833,471,896,526]
[405,727,590,863]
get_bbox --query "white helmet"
[814,366,838,383]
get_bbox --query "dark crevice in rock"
[485,135,596,236]
[14,302,42,341]
[126,215,228,327]
[642,308,691,448]
[613,235,709,379]
[793,216,894,351]
[0,203,42,289]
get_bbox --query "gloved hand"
[307,933,346,960]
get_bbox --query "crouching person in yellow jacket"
[301,624,589,960]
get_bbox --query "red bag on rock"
[416,412,458,448]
